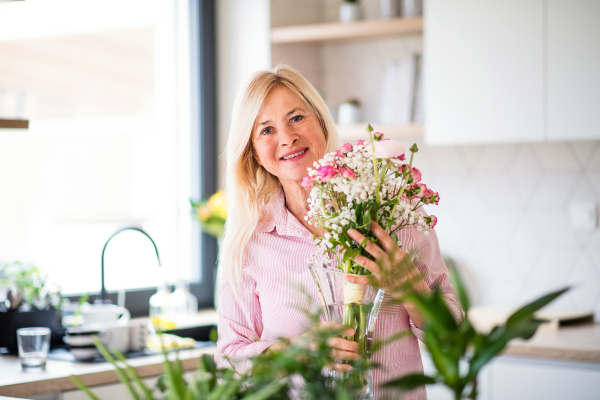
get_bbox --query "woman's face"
[252,85,327,186]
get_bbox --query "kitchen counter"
[467,306,600,363]
[0,309,220,399]
[500,323,600,363]
[0,345,216,398]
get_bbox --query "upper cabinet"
[547,0,600,141]
[425,0,600,144]
[425,0,545,145]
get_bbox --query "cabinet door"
[547,0,600,141]
[424,0,545,144]
[489,356,600,400]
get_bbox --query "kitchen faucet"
[97,227,162,304]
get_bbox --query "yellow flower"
[208,190,227,219]
[197,205,210,221]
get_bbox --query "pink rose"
[301,176,314,189]
[365,140,406,159]
[411,167,422,184]
[414,183,428,198]
[373,132,384,141]
[339,167,356,180]
[339,143,353,154]
[355,139,365,146]
[317,165,337,182]
[427,215,438,229]
[428,192,440,205]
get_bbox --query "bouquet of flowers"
[303,125,439,354]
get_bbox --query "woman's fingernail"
[346,366,353,371]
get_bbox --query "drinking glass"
[17,327,51,372]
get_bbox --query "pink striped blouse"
[215,189,463,399]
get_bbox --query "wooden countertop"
[0,346,216,398]
[501,323,600,363]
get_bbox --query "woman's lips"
[280,147,309,162]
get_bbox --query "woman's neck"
[280,180,321,235]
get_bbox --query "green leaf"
[424,328,459,384]
[468,336,510,380]
[448,264,470,312]
[383,373,436,390]
[93,337,141,400]
[209,328,218,343]
[113,348,154,400]
[242,379,286,400]
[70,375,103,400]
[505,287,569,329]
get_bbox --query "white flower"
[364,140,406,159]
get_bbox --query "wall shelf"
[337,123,423,142]
[0,119,28,129]
[271,17,423,44]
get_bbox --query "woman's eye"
[261,127,272,135]
[291,115,303,123]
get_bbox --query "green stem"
[319,189,326,216]
[367,127,381,204]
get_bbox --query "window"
[0,0,212,303]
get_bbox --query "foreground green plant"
[70,258,567,400]
[380,253,568,400]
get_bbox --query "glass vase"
[308,263,385,400]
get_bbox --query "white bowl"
[70,347,99,361]
[63,335,97,346]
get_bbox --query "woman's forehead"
[259,86,308,117]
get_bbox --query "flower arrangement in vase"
[303,125,439,395]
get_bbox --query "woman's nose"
[279,127,299,147]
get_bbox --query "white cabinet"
[547,0,600,141]
[425,0,600,144]
[424,0,545,145]
[488,356,600,400]
[421,350,600,400]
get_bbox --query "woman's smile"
[280,147,308,161]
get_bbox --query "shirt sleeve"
[406,217,464,342]
[214,268,275,374]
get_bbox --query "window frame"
[64,0,217,316]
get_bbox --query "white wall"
[415,139,600,317]
[216,0,271,186]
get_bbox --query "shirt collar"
[257,188,313,240]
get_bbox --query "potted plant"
[0,261,62,353]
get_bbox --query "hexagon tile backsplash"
[416,140,600,321]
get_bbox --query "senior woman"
[216,65,462,399]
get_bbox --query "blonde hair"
[222,65,340,292]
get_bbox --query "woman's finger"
[330,348,360,361]
[347,229,386,260]
[353,254,380,276]
[370,221,404,256]
[343,274,374,287]
[327,337,359,353]
[316,322,355,337]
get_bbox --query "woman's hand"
[268,322,359,372]
[346,221,431,328]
